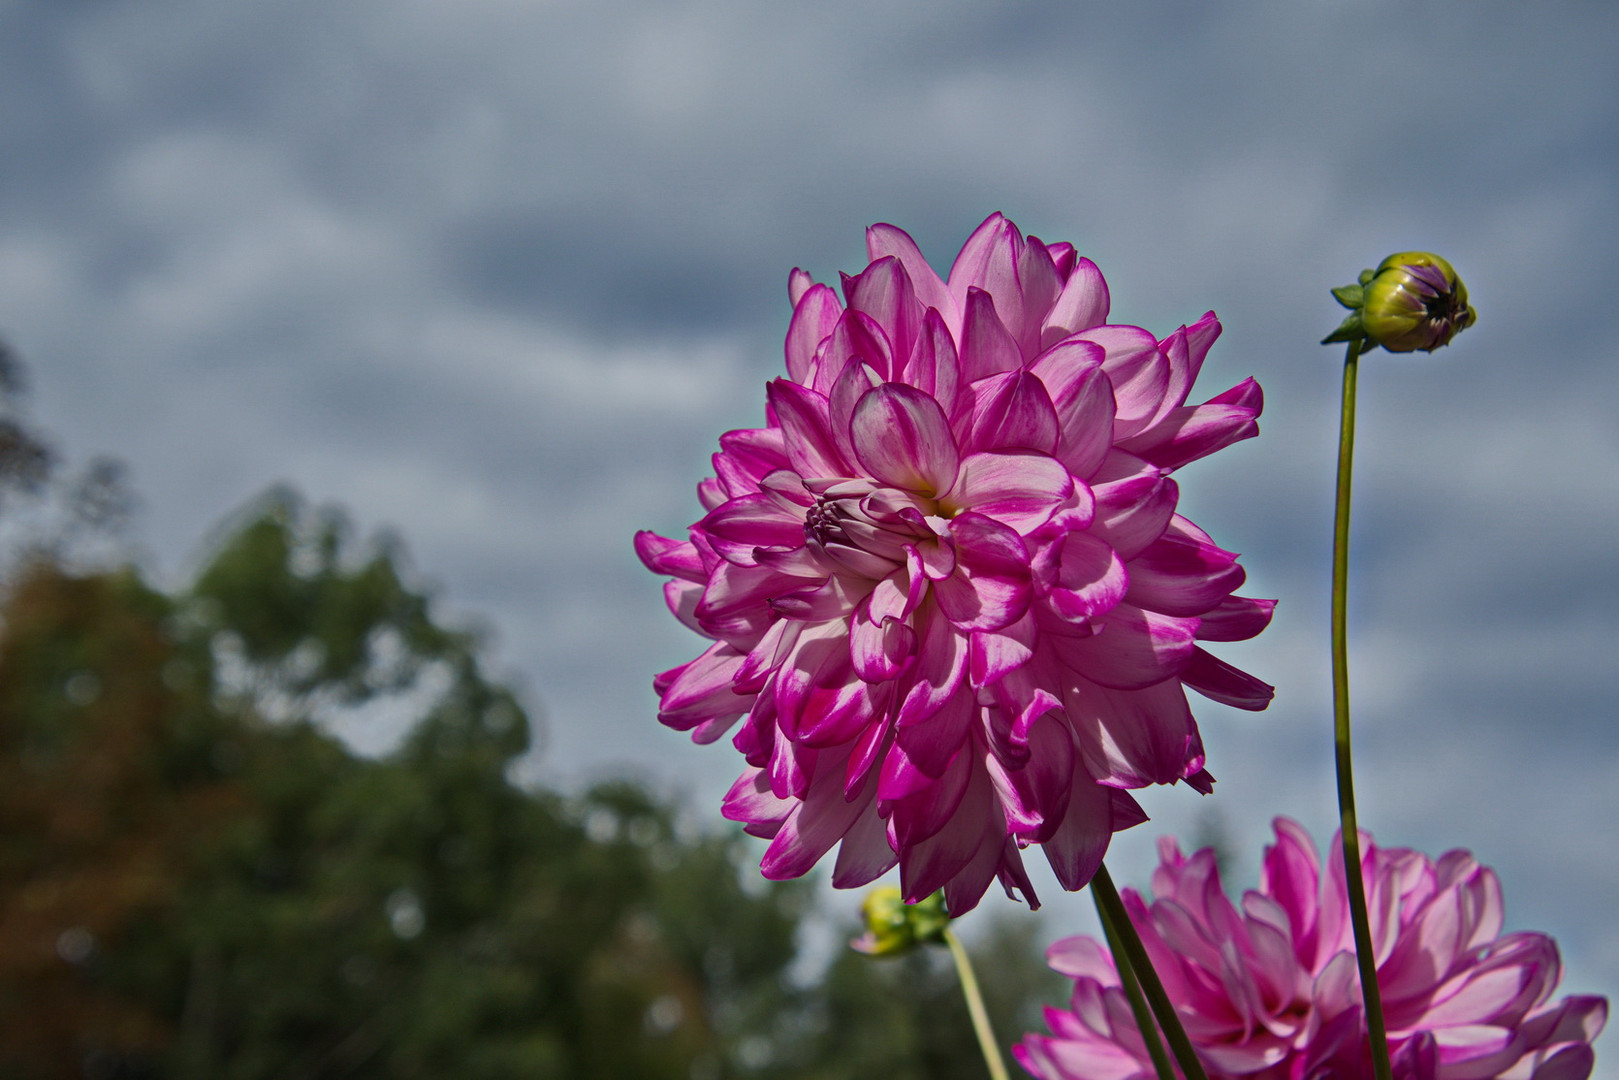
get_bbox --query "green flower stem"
[1092,864,1208,1080]
[1093,884,1176,1080]
[943,928,1011,1080]
[1331,339,1393,1080]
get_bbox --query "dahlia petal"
[901,307,962,412]
[1048,530,1129,624]
[831,795,898,888]
[721,766,793,833]
[1071,325,1171,440]
[828,356,879,468]
[761,770,874,880]
[934,512,1033,632]
[766,378,850,478]
[1091,451,1179,560]
[1118,380,1262,471]
[886,739,972,846]
[867,221,956,329]
[1183,647,1274,710]
[1531,1043,1596,1080]
[1195,595,1277,642]
[1010,235,1063,354]
[1123,529,1245,617]
[697,476,727,511]
[896,604,968,726]
[963,370,1062,456]
[824,308,896,386]
[1065,675,1202,787]
[735,617,802,693]
[850,383,960,496]
[768,573,867,621]
[959,287,1023,381]
[943,826,1015,917]
[947,213,1016,311]
[785,282,842,384]
[851,594,917,682]
[634,530,706,582]
[895,685,974,778]
[946,450,1073,530]
[1046,935,1119,983]
[788,267,814,306]
[1041,256,1111,349]
[700,493,808,564]
[1059,604,1198,690]
[845,255,923,368]
[969,615,1036,688]
[896,757,995,901]
[986,713,1074,842]
[663,580,703,634]
[844,709,892,795]
[656,642,747,730]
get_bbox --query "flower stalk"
[1330,336,1393,1080]
[1093,884,1175,1080]
[943,928,1012,1080]
[1091,864,1208,1080]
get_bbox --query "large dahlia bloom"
[1017,821,1607,1080]
[636,214,1272,913]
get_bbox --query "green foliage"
[0,487,1061,1079]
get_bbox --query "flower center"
[802,481,941,574]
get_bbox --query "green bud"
[850,887,950,957]
[1323,251,1476,353]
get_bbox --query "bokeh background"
[2,0,1615,1072]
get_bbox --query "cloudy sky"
[3,0,1616,1056]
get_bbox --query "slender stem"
[943,928,1010,1080]
[1330,340,1393,1080]
[1094,886,1176,1080]
[1091,865,1207,1080]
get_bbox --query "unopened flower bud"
[851,887,950,957]
[1323,252,1476,353]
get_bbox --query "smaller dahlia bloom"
[1016,820,1607,1080]
[638,214,1272,914]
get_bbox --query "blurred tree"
[0,486,1060,1079]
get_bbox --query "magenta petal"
[868,221,956,328]
[901,307,962,413]
[767,378,850,478]
[785,282,842,384]
[887,740,973,846]
[895,755,994,898]
[850,383,961,496]
[844,255,923,367]
[831,796,898,887]
[946,450,1073,530]
[1059,604,1197,690]
[896,604,968,727]
[933,512,1033,632]
[699,493,808,564]
[1090,451,1178,560]
[1195,594,1277,642]
[761,770,873,880]
[959,287,1023,381]
[1049,531,1129,623]
[1118,378,1263,471]
[656,642,747,729]
[1040,760,1122,890]
[1065,675,1201,787]
[895,684,974,778]
[634,531,705,582]
[1072,325,1171,440]
[1182,647,1274,710]
[1123,530,1245,617]
[986,712,1074,841]
[965,370,1061,455]
[1041,256,1111,348]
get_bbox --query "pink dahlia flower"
[1017,820,1608,1080]
[636,213,1272,913]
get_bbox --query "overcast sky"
[3,0,1616,1059]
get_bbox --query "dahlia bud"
[1323,252,1476,353]
[851,887,949,957]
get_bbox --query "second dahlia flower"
[637,213,1272,913]
[1017,821,1607,1080]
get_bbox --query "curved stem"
[943,928,1010,1080]
[1094,886,1176,1080]
[1091,865,1207,1080]
[1331,340,1393,1080]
